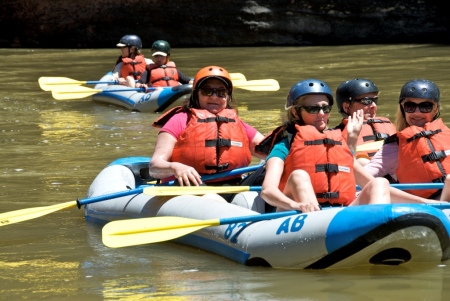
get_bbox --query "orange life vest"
[119,54,146,80]
[147,61,179,87]
[258,123,356,206]
[340,117,396,159]
[153,107,252,177]
[395,118,450,198]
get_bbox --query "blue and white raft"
[84,157,450,269]
[92,73,192,112]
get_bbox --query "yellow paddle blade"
[0,201,77,227]
[51,85,102,100]
[356,140,384,152]
[102,216,220,248]
[143,185,251,196]
[233,79,280,91]
[39,77,86,91]
[230,73,247,82]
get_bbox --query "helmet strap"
[342,102,351,116]
[434,111,440,120]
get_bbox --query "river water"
[1,45,450,300]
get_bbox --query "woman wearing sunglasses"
[364,79,450,201]
[334,78,396,167]
[256,79,441,213]
[149,66,265,195]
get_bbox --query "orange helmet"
[192,66,233,93]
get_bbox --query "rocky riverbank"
[2,0,449,48]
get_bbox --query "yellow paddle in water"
[50,79,280,100]
[0,188,147,227]
[39,77,120,91]
[0,164,262,227]
[230,73,246,82]
[39,73,247,91]
[232,79,280,91]
[103,183,450,248]
[0,201,79,227]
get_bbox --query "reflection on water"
[1,259,79,295]
[1,45,450,299]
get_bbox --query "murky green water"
[1,45,450,300]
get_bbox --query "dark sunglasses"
[199,88,229,98]
[402,101,434,113]
[299,105,332,114]
[353,97,378,105]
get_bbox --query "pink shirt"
[160,111,258,143]
[363,143,399,180]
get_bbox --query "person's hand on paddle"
[135,82,154,93]
[171,163,203,186]
[117,77,127,86]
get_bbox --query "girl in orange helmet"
[149,66,265,196]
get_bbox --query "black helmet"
[116,35,142,49]
[399,79,440,103]
[286,79,333,108]
[336,78,378,114]
[151,40,171,55]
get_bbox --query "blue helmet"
[286,79,333,108]
[399,79,440,103]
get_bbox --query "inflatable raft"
[83,157,450,269]
[92,73,192,112]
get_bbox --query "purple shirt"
[363,143,399,180]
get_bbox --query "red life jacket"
[340,117,396,159]
[395,118,450,198]
[153,107,252,179]
[119,54,146,80]
[147,61,179,87]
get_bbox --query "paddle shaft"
[361,183,444,190]
[143,182,445,196]
[78,164,262,206]
[81,179,444,208]
[64,80,120,85]
[92,87,147,93]
[51,86,155,100]
[77,188,144,207]
[159,164,263,185]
